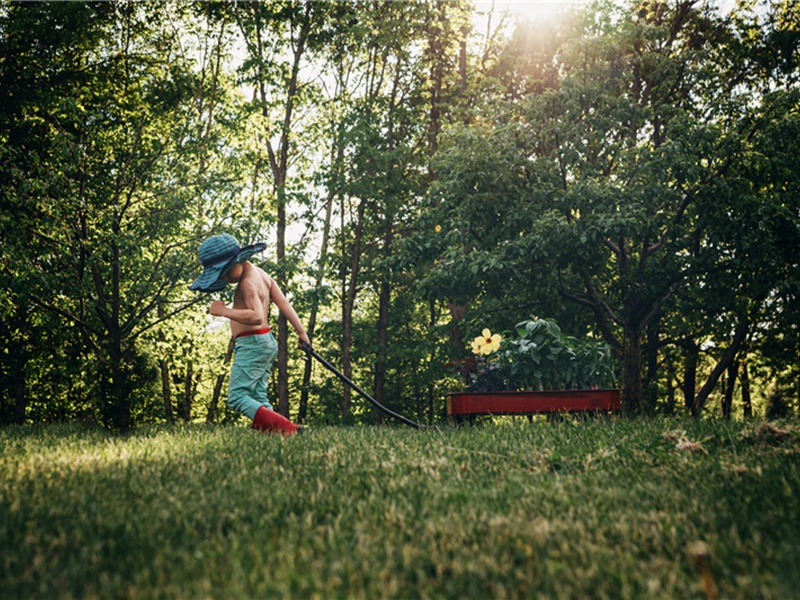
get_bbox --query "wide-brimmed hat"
[189,233,266,292]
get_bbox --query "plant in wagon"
[456,318,617,393]
[499,318,616,391]
[460,328,508,392]
[448,318,620,419]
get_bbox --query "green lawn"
[1,418,799,599]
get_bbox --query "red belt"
[235,327,271,340]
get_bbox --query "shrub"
[466,318,616,391]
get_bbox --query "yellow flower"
[435,225,442,233]
[471,338,482,354]
[472,328,502,355]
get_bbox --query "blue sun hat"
[189,234,266,292]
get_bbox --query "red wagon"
[447,389,621,418]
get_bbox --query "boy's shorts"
[227,330,278,420]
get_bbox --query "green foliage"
[412,0,800,413]
[468,317,616,392]
[1,420,799,597]
[0,2,252,429]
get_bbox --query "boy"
[190,233,310,435]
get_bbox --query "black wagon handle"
[300,342,425,430]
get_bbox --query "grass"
[1,417,799,599]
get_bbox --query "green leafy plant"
[500,318,616,391]
[463,318,616,392]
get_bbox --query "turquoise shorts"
[228,331,278,420]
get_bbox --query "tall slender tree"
[231,0,333,418]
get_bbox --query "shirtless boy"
[190,233,309,435]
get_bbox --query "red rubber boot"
[251,406,299,436]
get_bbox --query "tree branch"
[559,287,623,352]
[130,297,204,342]
[30,296,102,355]
[692,312,750,414]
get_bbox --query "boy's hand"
[209,300,227,317]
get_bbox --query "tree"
[230,0,336,419]
[1,1,241,429]
[325,1,471,421]
[417,0,800,415]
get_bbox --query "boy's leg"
[252,405,299,435]
[228,336,270,420]
[229,333,299,435]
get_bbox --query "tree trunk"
[643,317,661,413]
[341,199,367,418]
[12,303,28,425]
[664,358,676,415]
[373,271,390,425]
[277,7,312,419]
[241,2,313,418]
[740,358,752,418]
[722,360,739,419]
[160,359,173,422]
[426,1,445,160]
[276,184,290,418]
[683,340,699,416]
[795,331,800,417]
[157,303,173,421]
[14,362,27,425]
[207,338,234,423]
[428,299,439,422]
[693,314,749,416]
[372,60,402,423]
[299,351,313,423]
[105,338,132,433]
[182,356,194,423]
[448,303,468,356]
[299,149,338,422]
[622,327,643,414]
[113,362,131,432]
[103,231,132,432]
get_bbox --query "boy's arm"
[268,277,311,346]
[209,280,263,325]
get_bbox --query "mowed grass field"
[1,417,799,599]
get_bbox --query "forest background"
[1,0,798,431]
